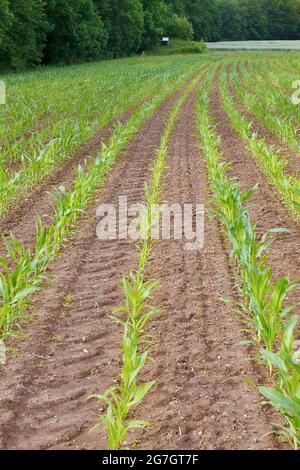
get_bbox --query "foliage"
[165,13,193,40]
[1,1,300,69]
[221,64,300,221]
[141,0,168,50]
[44,0,107,64]
[0,0,12,49]
[92,73,202,449]
[146,38,206,55]
[95,0,144,58]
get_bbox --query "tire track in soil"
[130,84,277,450]
[0,79,197,450]
[210,73,300,308]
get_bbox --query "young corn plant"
[1,57,208,216]
[0,74,198,340]
[219,65,300,221]
[232,62,300,153]
[91,73,205,450]
[197,69,300,447]
[260,316,300,448]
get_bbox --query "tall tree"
[44,0,107,64]
[0,0,12,49]
[165,13,194,39]
[164,0,186,16]
[96,0,144,57]
[0,0,48,69]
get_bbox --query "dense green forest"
[0,0,300,69]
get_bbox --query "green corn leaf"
[12,286,41,303]
[259,387,300,422]
[127,420,152,430]
[130,381,155,407]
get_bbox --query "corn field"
[0,51,300,451]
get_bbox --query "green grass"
[146,39,207,56]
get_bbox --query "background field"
[207,40,300,50]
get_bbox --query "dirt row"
[128,78,277,450]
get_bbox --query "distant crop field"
[207,40,300,50]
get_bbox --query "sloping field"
[0,51,300,450]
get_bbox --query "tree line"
[0,0,299,70]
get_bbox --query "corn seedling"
[219,65,300,221]
[1,56,211,215]
[197,68,300,448]
[260,316,300,448]
[0,70,205,339]
[91,72,205,450]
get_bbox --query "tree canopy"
[0,0,299,69]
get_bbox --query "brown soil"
[0,77,197,450]
[127,85,278,450]
[210,74,300,309]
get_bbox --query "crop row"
[234,61,300,153]
[0,57,208,215]
[91,73,205,450]
[0,70,204,340]
[197,67,300,448]
[0,55,205,160]
[220,65,300,220]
